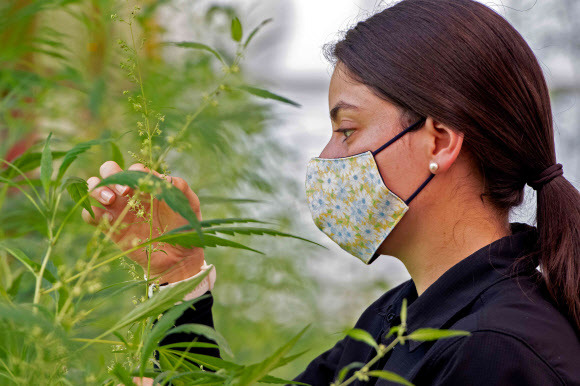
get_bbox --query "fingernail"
[115,184,127,194]
[100,190,114,204]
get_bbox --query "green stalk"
[32,192,61,307]
[337,337,403,386]
[56,200,133,322]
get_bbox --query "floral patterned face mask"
[305,117,435,264]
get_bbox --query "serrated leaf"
[200,217,272,228]
[405,328,471,342]
[62,176,94,218]
[243,18,272,49]
[40,132,53,196]
[163,41,225,64]
[201,226,326,248]
[231,17,242,42]
[345,328,379,350]
[57,138,112,183]
[236,85,301,107]
[151,230,264,255]
[367,370,414,386]
[166,323,233,358]
[96,170,202,240]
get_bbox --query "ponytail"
[534,172,580,330]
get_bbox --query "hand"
[81,161,204,284]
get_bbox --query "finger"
[128,162,147,172]
[170,176,201,212]
[81,206,113,226]
[87,176,116,206]
[128,163,168,181]
[100,160,129,196]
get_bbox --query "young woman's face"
[320,61,438,257]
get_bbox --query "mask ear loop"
[371,117,427,157]
[404,173,435,205]
[369,116,434,206]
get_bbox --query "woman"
[82,0,580,384]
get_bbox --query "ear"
[421,117,463,173]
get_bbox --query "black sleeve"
[154,290,221,363]
[425,331,564,386]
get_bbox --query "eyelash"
[336,128,356,142]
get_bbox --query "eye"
[336,128,356,141]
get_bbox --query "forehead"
[328,62,372,105]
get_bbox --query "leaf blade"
[367,370,414,386]
[231,17,243,42]
[243,18,272,49]
[405,328,471,342]
[344,328,379,350]
[163,41,225,64]
[40,132,53,197]
[56,138,112,183]
[62,176,94,218]
[236,85,301,107]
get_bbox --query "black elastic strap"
[372,117,426,157]
[404,173,435,205]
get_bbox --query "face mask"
[305,117,434,264]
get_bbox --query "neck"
[393,199,511,297]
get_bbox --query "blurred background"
[1,0,578,382]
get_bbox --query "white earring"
[429,161,439,173]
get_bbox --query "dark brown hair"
[324,0,580,330]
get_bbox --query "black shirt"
[162,222,580,385]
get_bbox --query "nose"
[318,139,342,159]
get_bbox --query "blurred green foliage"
[0,0,338,384]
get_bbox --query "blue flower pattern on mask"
[305,151,409,263]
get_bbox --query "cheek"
[374,143,422,200]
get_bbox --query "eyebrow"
[329,101,360,124]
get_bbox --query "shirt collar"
[384,222,539,352]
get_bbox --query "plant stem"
[56,200,133,321]
[32,192,61,307]
[337,337,403,386]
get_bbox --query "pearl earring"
[429,161,439,173]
